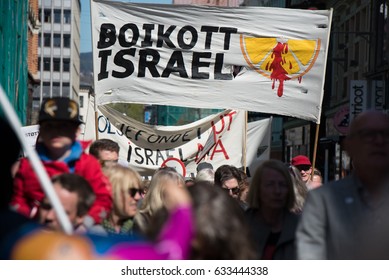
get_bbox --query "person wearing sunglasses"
[214,165,242,200]
[102,165,144,236]
[291,155,312,185]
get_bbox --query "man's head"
[89,139,119,167]
[38,97,82,154]
[291,155,312,183]
[214,165,242,199]
[344,111,389,176]
[38,174,95,231]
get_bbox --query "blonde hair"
[135,167,185,233]
[103,165,142,218]
[247,160,295,211]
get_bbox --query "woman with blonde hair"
[102,165,143,235]
[288,165,308,214]
[135,167,185,234]
[246,159,299,259]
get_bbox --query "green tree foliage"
[108,103,144,122]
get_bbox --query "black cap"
[196,162,214,172]
[39,97,82,125]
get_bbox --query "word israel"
[96,23,238,81]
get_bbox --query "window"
[44,9,51,23]
[53,34,61,47]
[38,34,41,47]
[43,58,51,71]
[79,96,84,108]
[53,58,61,72]
[63,59,70,72]
[54,9,61,23]
[64,10,71,24]
[44,34,51,47]
[63,34,71,48]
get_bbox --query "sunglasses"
[296,165,311,172]
[222,186,240,195]
[128,188,144,198]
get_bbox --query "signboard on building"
[349,80,368,123]
[372,80,385,111]
[333,105,349,135]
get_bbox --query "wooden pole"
[311,122,320,180]
[90,0,98,141]
[243,111,248,174]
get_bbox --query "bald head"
[345,110,389,178]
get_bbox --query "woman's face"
[122,184,142,217]
[259,167,289,210]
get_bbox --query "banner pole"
[90,0,99,141]
[94,95,99,140]
[243,111,248,174]
[0,86,73,234]
[311,122,320,180]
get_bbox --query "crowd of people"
[2,96,389,260]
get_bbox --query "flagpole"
[0,86,73,234]
[90,0,99,141]
[243,111,248,174]
[311,122,320,179]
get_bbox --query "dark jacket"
[245,208,299,260]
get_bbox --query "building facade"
[32,0,81,123]
[0,0,29,124]
[283,0,389,182]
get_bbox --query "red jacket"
[11,141,112,225]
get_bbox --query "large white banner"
[91,1,332,123]
[82,103,271,177]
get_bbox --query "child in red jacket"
[11,97,112,228]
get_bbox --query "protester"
[11,176,194,260]
[187,181,256,259]
[246,160,299,259]
[38,173,103,234]
[89,138,120,167]
[307,168,323,190]
[291,155,312,185]
[214,164,242,199]
[102,165,143,236]
[11,97,112,228]
[134,167,185,234]
[195,167,215,184]
[296,110,389,259]
[196,162,213,173]
[288,165,308,213]
[144,181,256,259]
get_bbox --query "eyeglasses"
[350,129,389,143]
[128,188,144,198]
[222,186,240,195]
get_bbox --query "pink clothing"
[107,206,194,260]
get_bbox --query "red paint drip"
[269,42,291,97]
